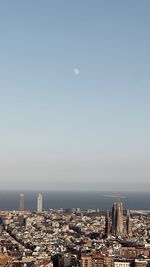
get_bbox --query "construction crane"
[102,193,127,202]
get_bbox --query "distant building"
[19,193,25,211]
[17,215,25,227]
[114,261,130,267]
[37,193,43,212]
[121,247,149,258]
[134,260,148,267]
[126,210,132,236]
[52,253,77,267]
[112,201,124,236]
[0,255,12,266]
[81,252,114,267]
[105,210,110,237]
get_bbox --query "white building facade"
[37,193,43,212]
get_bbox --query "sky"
[0,0,150,191]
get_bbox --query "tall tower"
[126,209,131,236]
[37,193,43,212]
[112,201,124,236]
[105,210,110,237]
[19,193,25,211]
[112,202,117,235]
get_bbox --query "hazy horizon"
[0,1,150,190]
[0,182,150,192]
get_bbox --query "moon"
[73,68,80,76]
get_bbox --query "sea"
[0,191,150,211]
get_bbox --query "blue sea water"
[0,191,149,211]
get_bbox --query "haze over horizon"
[0,1,150,190]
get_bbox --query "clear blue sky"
[0,0,150,190]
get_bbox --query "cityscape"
[0,0,150,267]
[0,193,150,266]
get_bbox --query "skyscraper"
[37,193,43,212]
[112,201,124,236]
[19,193,25,211]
